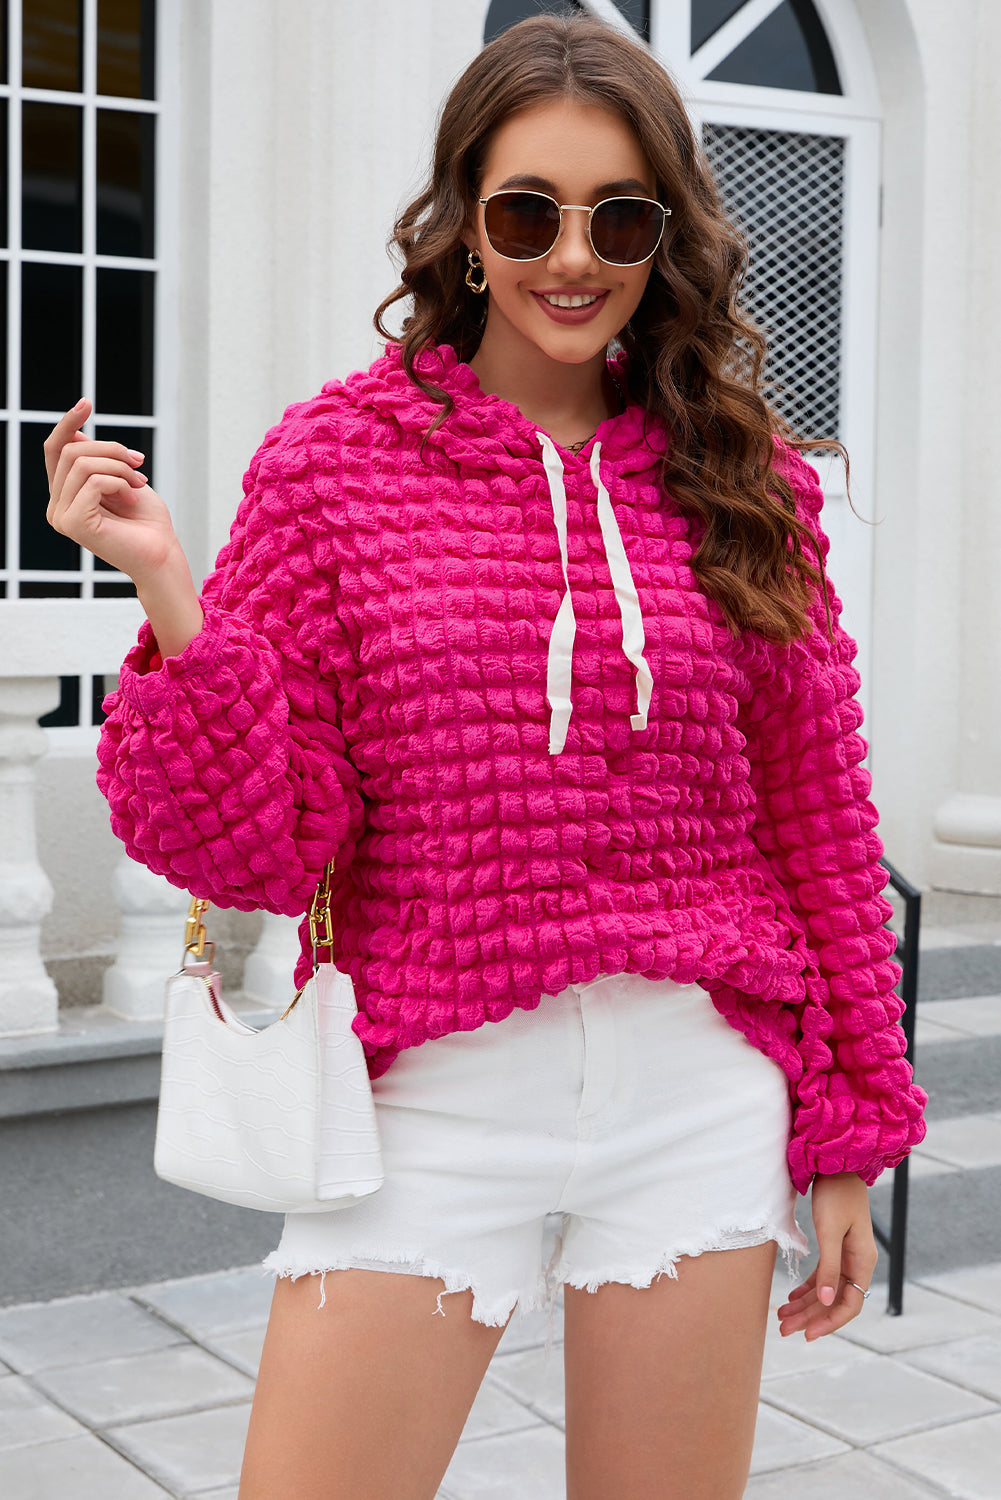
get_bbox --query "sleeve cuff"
[112,606,225,717]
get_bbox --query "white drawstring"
[535,433,654,754]
[591,441,653,734]
[537,433,576,755]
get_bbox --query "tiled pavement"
[4,893,1000,1500]
[3,1257,1001,1498]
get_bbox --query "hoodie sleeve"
[737,441,926,1192]
[95,397,365,922]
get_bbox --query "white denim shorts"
[260,972,807,1348]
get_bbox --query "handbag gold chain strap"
[180,859,336,1020]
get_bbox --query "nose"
[546,207,600,276]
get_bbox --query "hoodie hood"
[342,339,668,754]
[346,339,670,477]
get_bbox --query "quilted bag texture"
[154,961,385,1213]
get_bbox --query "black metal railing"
[872,857,922,1315]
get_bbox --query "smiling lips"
[531,288,609,323]
[541,290,601,307]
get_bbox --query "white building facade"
[1,0,997,1035]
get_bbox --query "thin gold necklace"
[566,368,626,454]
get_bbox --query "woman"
[44,14,926,1500]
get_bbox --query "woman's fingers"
[44,398,147,510]
[777,1171,878,1341]
[47,453,147,530]
[56,468,147,542]
[49,442,146,514]
[42,417,179,580]
[776,1234,877,1340]
[777,1272,817,1324]
[777,1268,877,1339]
[43,398,92,488]
[777,1284,833,1338]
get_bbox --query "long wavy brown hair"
[374,10,853,643]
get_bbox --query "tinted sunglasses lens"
[591,199,664,264]
[483,192,560,258]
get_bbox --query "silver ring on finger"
[849,1281,871,1301]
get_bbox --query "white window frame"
[649,0,882,720]
[0,0,179,754]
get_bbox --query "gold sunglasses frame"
[477,190,670,267]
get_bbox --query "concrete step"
[0,995,282,1121]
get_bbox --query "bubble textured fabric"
[96,338,927,1196]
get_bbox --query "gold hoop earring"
[465,248,488,294]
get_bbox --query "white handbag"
[153,861,385,1214]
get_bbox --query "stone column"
[102,856,194,1021]
[243,911,305,1007]
[929,0,1001,895]
[0,678,62,1036]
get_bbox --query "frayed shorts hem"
[260,1221,806,1358]
[260,1244,540,1330]
[554,1223,806,1296]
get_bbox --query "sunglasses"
[477,190,670,266]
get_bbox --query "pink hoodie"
[96,339,927,1193]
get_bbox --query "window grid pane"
[705,0,841,95]
[22,0,81,92]
[21,98,83,251]
[19,417,77,567]
[691,0,745,52]
[609,1,649,40]
[97,0,155,100]
[20,260,83,411]
[96,265,153,413]
[0,259,6,405]
[96,106,154,255]
[38,672,80,725]
[0,98,7,244]
[483,1,584,47]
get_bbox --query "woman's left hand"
[776,1170,878,1340]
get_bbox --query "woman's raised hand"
[44,397,183,586]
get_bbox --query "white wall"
[171,0,486,571]
[858,0,1001,892]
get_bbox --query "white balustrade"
[102,856,194,1021]
[243,911,306,1008]
[0,678,62,1036]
